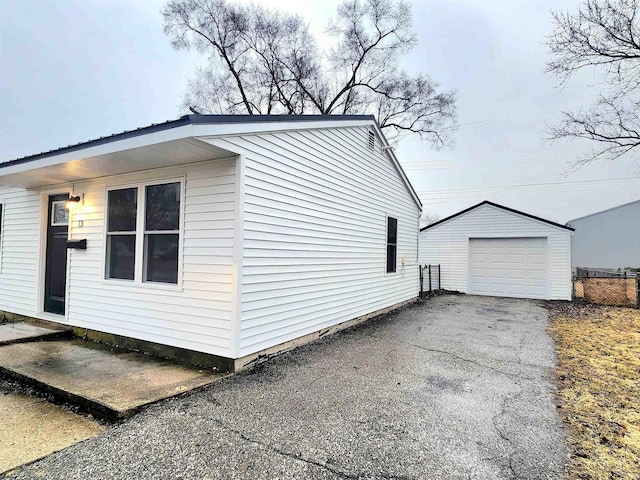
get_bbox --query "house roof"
[1,114,376,169]
[567,198,640,224]
[420,200,575,232]
[0,114,421,209]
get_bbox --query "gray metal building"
[567,199,640,270]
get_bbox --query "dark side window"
[0,204,4,270]
[386,217,397,273]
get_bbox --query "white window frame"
[142,181,182,284]
[386,215,398,274]
[105,184,138,282]
[103,177,185,290]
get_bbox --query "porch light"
[65,195,82,210]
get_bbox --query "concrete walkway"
[5,295,566,479]
[0,339,227,420]
[0,323,70,346]
[0,388,105,474]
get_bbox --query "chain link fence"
[573,267,639,308]
[419,264,441,297]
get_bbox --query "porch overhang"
[0,125,237,189]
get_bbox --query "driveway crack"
[409,344,526,381]
[195,414,411,480]
[491,389,524,479]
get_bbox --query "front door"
[44,194,69,315]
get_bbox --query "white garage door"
[469,237,547,299]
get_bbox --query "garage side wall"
[418,204,572,300]
[209,126,420,358]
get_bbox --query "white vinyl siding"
[419,204,572,300]
[0,122,421,361]
[206,126,420,357]
[0,201,3,270]
[65,159,237,357]
[0,187,41,314]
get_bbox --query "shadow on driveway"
[6,295,566,480]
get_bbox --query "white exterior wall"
[0,186,41,315]
[206,126,420,357]
[1,124,420,360]
[569,201,640,269]
[66,159,237,357]
[0,158,237,357]
[418,204,572,300]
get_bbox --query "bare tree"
[162,0,456,146]
[546,0,640,168]
[419,211,440,229]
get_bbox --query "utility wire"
[417,176,640,197]
[392,96,598,142]
[419,184,640,205]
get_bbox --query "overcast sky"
[2,0,639,223]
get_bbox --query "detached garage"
[419,201,574,300]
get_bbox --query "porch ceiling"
[0,138,236,189]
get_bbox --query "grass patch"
[548,302,640,479]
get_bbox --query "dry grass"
[548,302,640,479]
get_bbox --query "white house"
[567,199,640,270]
[419,201,573,300]
[0,115,421,371]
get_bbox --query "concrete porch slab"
[0,340,227,421]
[0,323,71,346]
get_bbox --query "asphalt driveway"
[6,295,566,479]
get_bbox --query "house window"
[106,187,137,280]
[144,182,180,284]
[105,180,182,285]
[386,216,397,273]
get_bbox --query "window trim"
[102,177,185,290]
[105,186,138,281]
[386,215,398,274]
[142,181,182,284]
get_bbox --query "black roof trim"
[1,114,376,169]
[420,200,575,232]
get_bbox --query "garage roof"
[421,201,575,232]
